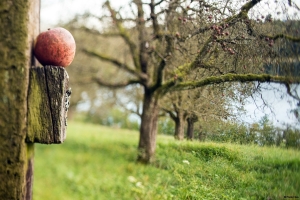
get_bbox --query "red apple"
[34,27,76,67]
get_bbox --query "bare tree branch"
[83,49,148,81]
[191,26,212,37]
[83,49,133,73]
[93,77,141,88]
[161,108,177,120]
[105,1,140,70]
[79,26,120,37]
[159,73,300,94]
[192,0,262,40]
[150,0,160,35]
[151,59,166,91]
[116,100,142,117]
[216,0,261,27]
[133,0,149,74]
[284,83,300,101]
[240,0,261,13]
[291,0,300,10]
[265,34,300,43]
[155,0,164,7]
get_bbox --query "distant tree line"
[158,115,300,149]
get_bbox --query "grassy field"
[33,121,300,200]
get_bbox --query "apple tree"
[160,84,238,140]
[81,0,300,163]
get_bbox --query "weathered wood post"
[26,65,71,144]
[0,1,70,199]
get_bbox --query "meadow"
[33,121,300,200]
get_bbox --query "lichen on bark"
[158,73,300,95]
[0,0,39,199]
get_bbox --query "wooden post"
[26,66,71,144]
[0,0,70,199]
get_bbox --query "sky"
[40,0,300,127]
[241,84,299,127]
[41,0,300,30]
[41,0,130,30]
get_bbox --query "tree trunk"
[0,0,39,199]
[187,118,195,140]
[137,91,159,163]
[187,115,198,140]
[174,112,186,140]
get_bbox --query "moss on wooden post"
[26,66,70,144]
[27,67,53,142]
[0,0,40,199]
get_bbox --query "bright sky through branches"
[41,0,131,30]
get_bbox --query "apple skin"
[34,27,76,67]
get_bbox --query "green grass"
[34,121,300,200]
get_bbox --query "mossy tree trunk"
[174,111,186,140]
[137,90,159,163]
[187,115,198,141]
[162,104,187,140]
[0,0,40,199]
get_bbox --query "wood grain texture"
[26,66,70,144]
